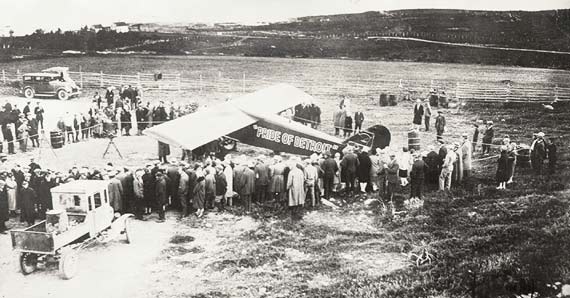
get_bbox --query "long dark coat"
[155,176,168,206]
[496,153,509,183]
[37,178,57,211]
[142,172,155,208]
[413,104,424,125]
[356,152,372,182]
[0,182,8,223]
[108,178,124,211]
[192,177,205,209]
[158,141,170,157]
[20,187,37,224]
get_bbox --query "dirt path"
[0,212,177,298]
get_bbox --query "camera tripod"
[102,136,123,159]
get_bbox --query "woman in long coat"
[6,173,17,215]
[506,142,517,184]
[193,176,205,218]
[142,167,155,215]
[19,180,37,226]
[0,174,8,233]
[496,146,509,190]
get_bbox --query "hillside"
[1,9,570,69]
[256,9,570,52]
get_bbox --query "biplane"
[144,84,391,157]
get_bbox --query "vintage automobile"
[10,180,133,279]
[21,67,81,100]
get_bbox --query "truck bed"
[11,213,88,254]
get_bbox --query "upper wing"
[143,83,311,151]
[231,83,314,116]
[143,103,257,150]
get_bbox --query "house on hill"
[90,24,104,33]
[112,22,130,33]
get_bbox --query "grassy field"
[0,56,569,297]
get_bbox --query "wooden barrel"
[439,95,449,108]
[429,94,439,107]
[517,145,531,168]
[379,93,388,106]
[50,131,64,149]
[46,209,69,234]
[408,130,421,151]
[388,94,398,106]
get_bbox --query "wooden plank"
[10,230,54,253]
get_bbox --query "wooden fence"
[1,69,569,103]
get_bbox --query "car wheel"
[59,250,79,280]
[23,88,35,99]
[19,253,38,275]
[57,90,69,100]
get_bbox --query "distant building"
[90,24,104,33]
[112,22,130,33]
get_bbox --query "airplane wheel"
[125,217,134,244]
[222,140,237,151]
[59,250,79,280]
[19,253,38,275]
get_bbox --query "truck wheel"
[19,253,38,275]
[23,88,35,99]
[57,90,69,100]
[59,250,78,279]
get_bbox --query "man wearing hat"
[460,133,473,178]
[254,156,270,204]
[321,152,338,201]
[237,161,255,213]
[530,132,547,175]
[409,151,426,200]
[155,170,168,221]
[434,110,446,143]
[384,151,400,202]
[108,170,124,212]
[423,99,433,131]
[303,159,319,207]
[439,145,456,191]
[482,121,494,155]
[412,99,424,129]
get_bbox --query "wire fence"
[1,69,570,104]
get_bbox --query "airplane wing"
[143,84,312,151]
[143,103,256,151]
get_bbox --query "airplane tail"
[343,125,391,152]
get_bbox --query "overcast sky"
[1,0,570,35]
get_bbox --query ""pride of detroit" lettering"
[255,126,335,154]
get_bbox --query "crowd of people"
[0,100,45,154]
[0,90,561,232]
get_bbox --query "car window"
[73,195,81,206]
[34,76,42,81]
[94,192,102,208]
[23,76,32,81]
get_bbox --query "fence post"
[554,84,559,102]
[137,72,141,89]
[455,82,459,101]
[79,66,83,89]
[242,72,246,93]
[177,74,181,92]
[199,74,203,94]
[2,70,5,84]
[100,71,103,87]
